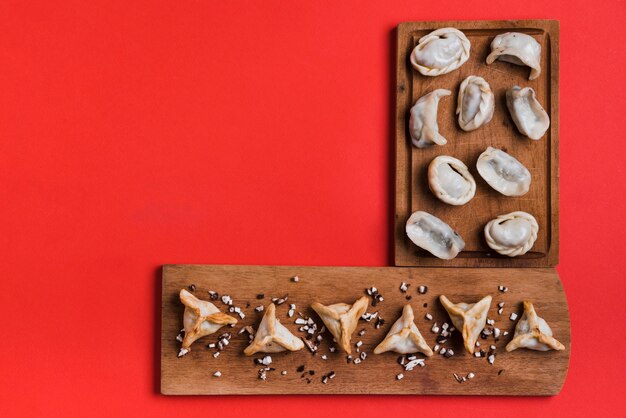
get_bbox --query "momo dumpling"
[440,295,492,354]
[178,289,238,357]
[243,303,304,355]
[476,147,531,196]
[506,301,565,352]
[484,211,538,257]
[456,76,494,131]
[486,32,541,80]
[312,296,369,354]
[409,89,451,148]
[410,28,470,76]
[428,155,476,205]
[374,304,433,356]
[506,86,550,140]
[405,211,464,259]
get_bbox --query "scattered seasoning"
[213,351,220,358]
[358,329,366,336]
[360,352,367,361]
[355,341,363,348]
[498,286,508,293]
[308,370,315,376]
[208,290,219,301]
[404,359,424,371]
[425,313,433,321]
[295,318,307,325]
[246,302,250,308]
[329,347,336,353]
[453,373,463,383]
[328,371,336,379]
[291,276,300,282]
[474,352,481,358]
[498,369,505,376]
[258,369,268,381]
[503,331,509,336]
[361,311,378,322]
[256,294,265,300]
[418,285,428,294]
[509,312,518,321]
[398,356,405,366]
[488,354,495,365]
[498,302,505,308]
[346,355,353,363]
[254,305,264,313]
[399,282,409,292]
[433,344,440,352]
[375,316,385,329]
[494,328,501,339]
[261,356,272,366]
[213,371,221,377]
[221,295,233,306]
[297,365,305,372]
[498,307,504,315]
[475,342,480,347]
[354,358,362,364]
[207,343,216,349]
[479,349,486,357]
[188,284,196,291]
[176,333,183,343]
[439,347,447,355]
[302,338,318,353]
[281,370,287,375]
[238,311,246,319]
[467,372,475,379]
[396,373,404,380]
[178,348,189,357]
[487,318,495,326]
[322,375,329,384]
[436,335,447,344]
[444,349,454,358]
[423,302,428,308]
[431,323,440,333]
[321,355,327,360]
[490,345,496,350]
[405,295,412,301]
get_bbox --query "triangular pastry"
[440,295,492,354]
[506,301,565,352]
[373,304,433,356]
[179,289,238,356]
[243,303,304,355]
[311,296,369,354]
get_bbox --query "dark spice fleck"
[406,295,412,300]
[309,370,315,375]
[498,369,505,375]
[306,378,311,384]
[188,284,196,291]
[423,303,428,308]
[246,302,250,308]
[256,294,265,300]
[297,365,305,373]
[437,335,447,344]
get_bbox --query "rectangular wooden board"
[394,20,560,267]
[161,264,570,395]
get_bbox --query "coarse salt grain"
[213,371,221,377]
[510,313,518,321]
[396,373,404,380]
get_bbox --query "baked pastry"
[476,147,531,197]
[406,211,465,259]
[506,86,550,140]
[428,155,476,205]
[373,304,433,356]
[409,89,451,148]
[486,32,541,80]
[311,296,369,354]
[410,28,470,76]
[243,303,304,355]
[484,211,538,257]
[178,289,238,357]
[439,295,492,354]
[456,75,494,131]
[506,301,565,352]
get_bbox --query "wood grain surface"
[394,20,560,267]
[161,264,570,395]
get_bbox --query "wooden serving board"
[161,265,570,395]
[394,20,560,267]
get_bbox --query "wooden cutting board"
[394,20,560,267]
[161,264,570,395]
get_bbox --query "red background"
[1,0,625,416]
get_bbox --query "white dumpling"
[506,301,565,352]
[428,155,476,205]
[476,147,531,196]
[456,76,494,131]
[410,28,470,76]
[409,89,451,148]
[484,211,538,257]
[506,86,550,140]
[405,211,464,259]
[486,32,541,80]
[373,304,433,356]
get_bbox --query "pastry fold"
[244,303,304,355]
[374,304,433,356]
[506,301,565,352]
[312,296,369,354]
[440,295,492,354]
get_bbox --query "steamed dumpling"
[484,211,538,257]
[486,32,541,80]
[428,155,476,205]
[409,89,451,148]
[476,147,531,196]
[506,86,550,140]
[405,211,464,259]
[410,28,470,76]
[456,75,494,131]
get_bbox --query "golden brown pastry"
[311,296,369,354]
[506,301,565,352]
[243,303,304,356]
[373,304,433,356]
[439,295,491,354]
[179,289,238,356]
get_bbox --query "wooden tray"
[394,20,560,267]
[161,264,570,395]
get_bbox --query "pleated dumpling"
[456,76,494,131]
[440,295,491,354]
[476,147,531,197]
[406,211,465,259]
[428,155,476,206]
[312,296,369,354]
[486,32,541,80]
[409,89,451,148]
[178,289,238,357]
[410,28,470,76]
[484,211,538,257]
[506,301,565,352]
[243,303,304,355]
[374,304,433,356]
[506,86,550,140]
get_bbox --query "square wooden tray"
[394,20,559,267]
